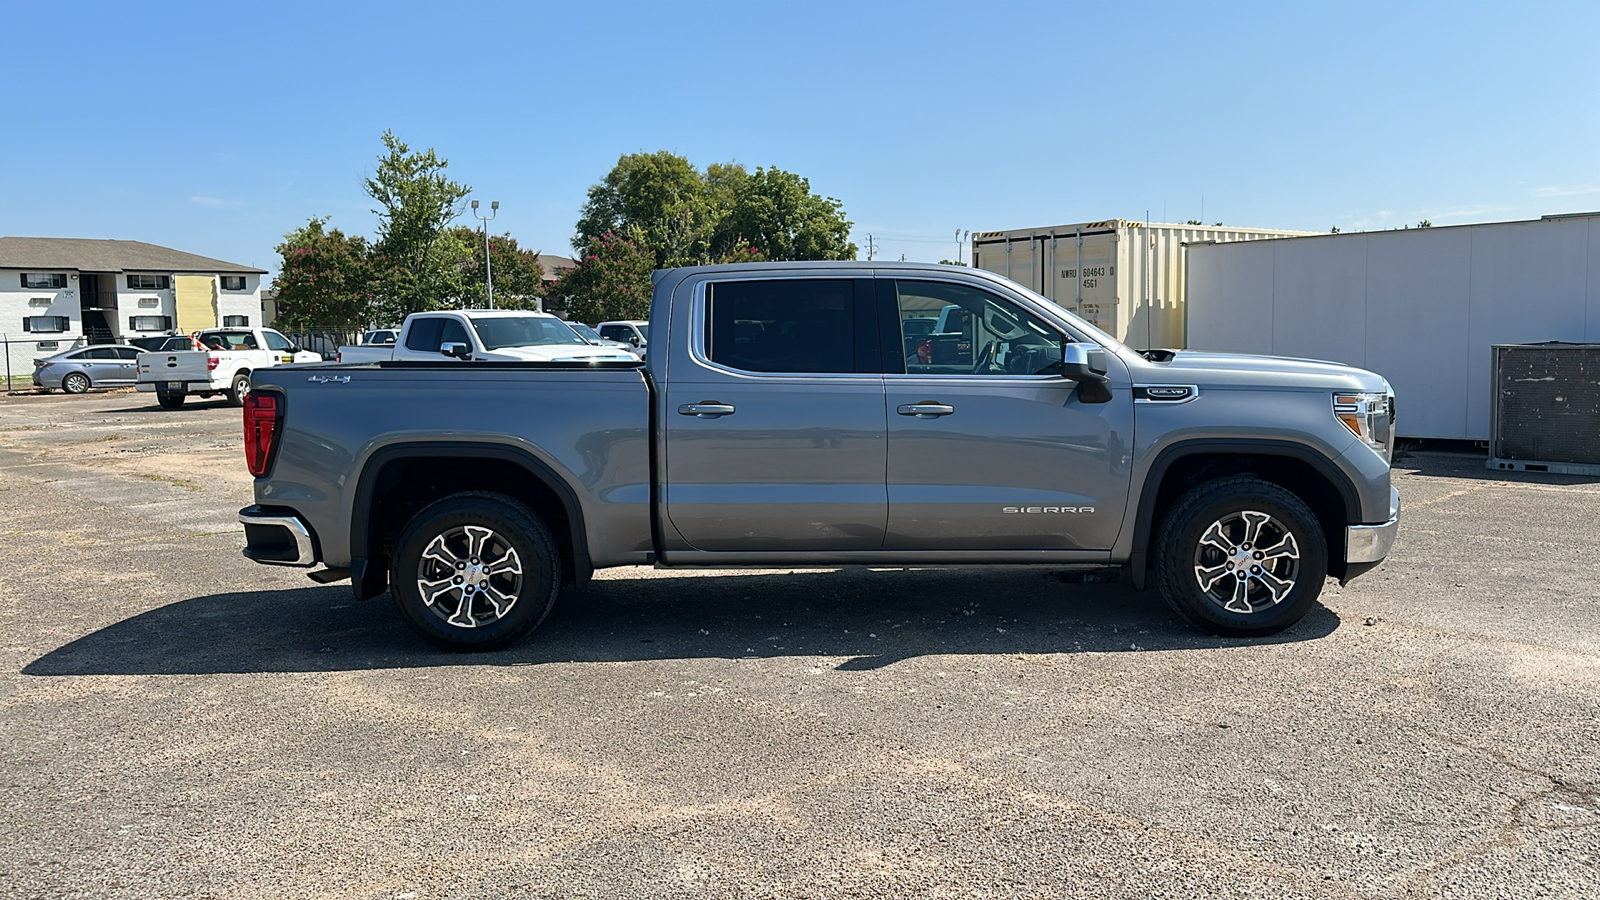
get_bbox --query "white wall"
[113,272,175,338]
[214,273,263,327]
[0,269,83,382]
[1186,216,1600,441]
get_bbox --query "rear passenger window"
[705,279,855,374]
[405,318,445,352]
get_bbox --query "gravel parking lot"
[2,389,1598,899]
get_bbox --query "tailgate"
[137,350,214,383]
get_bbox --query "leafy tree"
[574,153,856,269]
[364,130,472,316]
[714,167,856,261]
[938,259,968,266]
[550,232,655,324]
[574,151,709,265]
[444,225,545,310]
[271,217,375,326]
[1417,219,1433,228]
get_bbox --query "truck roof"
[419,309,556,319]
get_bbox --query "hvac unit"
[1488,343,1600,475]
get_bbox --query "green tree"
[714,167,856,261]
[574,151,710,266]
[443,226,546,310]
[270,217,375,326]
[364,130,472,316]
[550,232,655,324]
[574,153,856,269]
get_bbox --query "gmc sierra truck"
[238,262,1399,651]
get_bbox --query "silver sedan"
[32,345,143,393]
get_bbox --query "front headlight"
[1333,390,1395,462]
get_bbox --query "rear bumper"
[239,505,318,567]
[136,380,215,393]
[1345,486,1400,564]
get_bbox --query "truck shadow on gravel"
[25,567,1340,677]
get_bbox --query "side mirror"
[1060,342,1112,404]
[440,341,472,360]
[288,344,302,354]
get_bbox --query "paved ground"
[2,389,1598,899]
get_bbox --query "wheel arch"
[1129,439,1359,589]
[349,441,592,601]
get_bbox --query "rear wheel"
[227,371,252,407]
[1154,476,1328,637]
[62,372,90,394]
[389,491,561,651]
[155,388,186,409]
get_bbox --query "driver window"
[889,280,1065,376]
[264,331,292,352]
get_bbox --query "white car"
[136,327,323,409]
[596,320,649,350]
[335,310,640,364]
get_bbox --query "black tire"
[1153,476,1328,637]
[226,371,252,407]
[62,372,90,394]
[155,388,186,409]
[389,491,561,651]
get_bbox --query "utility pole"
[866,234,877,261]
[471,199,499,309]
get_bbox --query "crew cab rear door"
[662,276,887,552]
[878,277,1134,550]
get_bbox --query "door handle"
[897,402,955,418]
[679,402,736,418]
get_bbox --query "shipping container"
[971,220,1316,349]
[1186,213,1600,441]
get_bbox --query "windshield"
[568,322,603,343]
[470,316,588,350]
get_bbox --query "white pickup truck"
[136,327,323,409]
[334,309,639,364]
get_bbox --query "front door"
[663,277,887,552]
[879,278,1134,550]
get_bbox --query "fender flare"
[1127,438,1360,589]
[347,441,592,600]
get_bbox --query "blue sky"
[5,1,1597,274]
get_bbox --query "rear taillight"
[207,355,221,371]
[244,391,282,477]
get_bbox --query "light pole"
[471,199,499,309]
[955,229,969,265]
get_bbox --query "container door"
[662,277,887,552]
[879,277,1133,550]
[1048,231,1121,337]
[972,236,1044,292]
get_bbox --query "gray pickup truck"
[239,262,1398,651]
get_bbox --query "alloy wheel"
[1191,510,1301,614]
[414,525,524,628]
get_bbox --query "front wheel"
[1153,476,1328,637]
[389,491,561,651]
[62,372,91,394]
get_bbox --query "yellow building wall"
[173,275,216,332]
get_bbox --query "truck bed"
[249,361,655,570]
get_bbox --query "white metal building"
[1185,213,1600,441]
[0,237,266,379]
[971,220,1318,349]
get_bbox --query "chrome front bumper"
[1345,486,1400,564]
[239,506,317,567]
